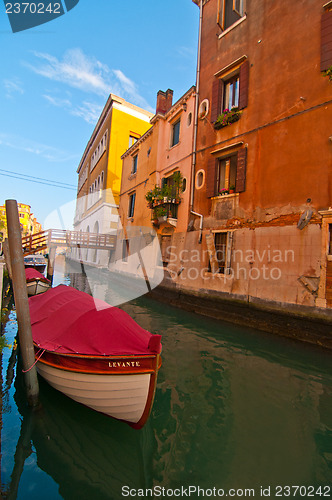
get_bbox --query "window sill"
[211,193,239,200]
[203,271,228,278]
[218,15,247,39]
[128,173,137,180]
[169,141,180,151]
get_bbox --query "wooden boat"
[24,254,47,273]
[25,268,51,296]
[28,285,162,428]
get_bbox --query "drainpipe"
[190,0,204,243]
[191,211,203,244]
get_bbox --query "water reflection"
[120,298,332,490]
[9,361,156,499]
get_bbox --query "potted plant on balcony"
[323,65,332,82]
[155,206,168,223]
[229,185,235,194]
[214,107,241,130]
[162,185,172,202]
[145,190,154,208]
[219,188,229,196]
[145,186,163,207]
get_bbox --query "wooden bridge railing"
[21,229,116,255]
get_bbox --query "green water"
[1,260,332,499]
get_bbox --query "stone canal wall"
[148,277,332,350]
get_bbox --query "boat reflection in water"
[11,365,156,500]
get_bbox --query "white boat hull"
[37,360,154,425]
[27,280,51,296]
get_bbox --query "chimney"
[156,89,173,115]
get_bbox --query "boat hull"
[26,279,51,296]
[35,349,161,428]
[25,264,46,273]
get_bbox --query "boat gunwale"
[34,343,162,376]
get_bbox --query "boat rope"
[22,349,46,373]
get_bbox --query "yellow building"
[73,94,153,266]
[0,203,43,246]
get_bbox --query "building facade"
[117,87,196,271]
[166,0,332,309]
[0,202,43,253]
[73,94,153,267]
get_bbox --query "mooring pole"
[0,258,4,314]
[46,245,56,284]
[5,199,39,406]
[3,239,13,280]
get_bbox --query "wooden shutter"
[205,233,219,274]
[210,79,223,122]
[321,10,332,72]
[206,158,218,198]
[238,59,249,109]
[235,148,247,193]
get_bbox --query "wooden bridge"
[21,229,116,256]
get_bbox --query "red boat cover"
[25,268,50,283]
[28,285,162,356]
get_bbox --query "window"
[224,75,239,110]
[214,232,227,272]
[132,154,138,174]
[171,119,180,147]
[128,192,136,218]
[206,231,233,274]
[196,170,205,189]
[129,135,139,147]
[206,148,247,197]
[218,0,245,31]
[217,155,237,193]
[90,130,108,172]
[122,239,129,262]
[199,99,209,120]
[211,59,249,122]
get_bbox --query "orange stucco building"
[119,87,196,265]
[160,0,332,312]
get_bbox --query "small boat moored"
[24,254,47,273]
[28,285,162,428]
[25,268,51,296]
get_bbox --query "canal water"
[1,257,332,499]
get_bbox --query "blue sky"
[0,0,199,227]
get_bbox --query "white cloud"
[0,133,77,163]
[113,69,152,111]
[3,78,24,98]
[43,94,72,108]
[24,48,153,112]
[70,101,103,124]
[26,48,112,96]
[43,93,103,124]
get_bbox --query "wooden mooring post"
[46,245,56,284]
[0,258,4,315]
[5,199,39,406]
